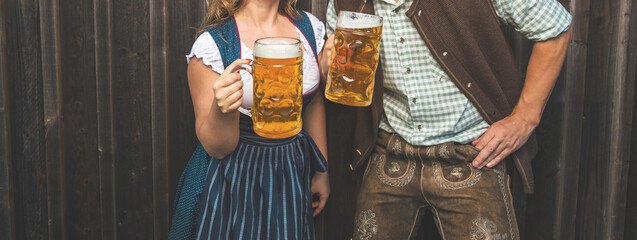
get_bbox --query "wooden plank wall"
[0,0,203,239]
[0,0,15,238]
[622,1,637,239]
[0,0,635,239]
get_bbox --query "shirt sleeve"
[490,0,572,41]
[325,0,338,37]
[186,31,225,74]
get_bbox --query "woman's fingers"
[223,91,244,113]
[214,71,242,90]
[212,59,250,113]
[311,172,330,216]
[312,192,328,216]
[214,73,244,113]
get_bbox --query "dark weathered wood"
[624,1,637,239]
[626,85,637,238]
[576,0,634,238]
[58,0,104,238]
[0,0,16,238]
[39,0,64,238]
[111,0,154,238]
[626,77,637,239]
[604,0,635,234]
[298,0,328,23]
[150,0,170,238]
[5,0,49,239]
[296,0,311,15]
[93,0,117,239]
[310,0,328,23]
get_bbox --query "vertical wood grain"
[57,0,104,237]
[553,0,589,238]
[604,1,635,238]
[626,68,637,239]
[623,0,637,238]
[4,0,49,239]
[38,0,64,239]
[625,66,637,240]
[0,0,16,237]
[311,0,328,22]
[110,0,154,238]
[94,0,117,238]
[150,0,170,238]
[576,0,634,238]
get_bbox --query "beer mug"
[325,11,383,106]
[233,37,304,139]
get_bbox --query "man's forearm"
[511,28,573,125]
[471,27,572,168]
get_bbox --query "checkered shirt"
[325,0,571,146]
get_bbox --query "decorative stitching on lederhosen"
[374,133,417,187]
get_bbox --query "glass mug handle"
[229,63,253,74]
[228,62,253,117]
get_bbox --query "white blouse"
[186,12,326,115]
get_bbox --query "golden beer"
[251,37,304,138]
[325,11,383,106]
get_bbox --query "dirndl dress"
[169,12,328,240]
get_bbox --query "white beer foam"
[254,38,303,59]
[336,11,382,29]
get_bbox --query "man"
[319,0,572,239]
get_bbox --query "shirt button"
[412,98,417,103]
[442,51,448,57]
[406,67,411,73]
[399,37,405,43]
[417,125,422,130]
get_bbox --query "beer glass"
[325,11,383,106]
[233,37,304,138]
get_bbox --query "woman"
[169,0,330,239]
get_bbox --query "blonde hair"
[198,0,300,35]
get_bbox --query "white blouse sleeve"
[306,12,326,53]
[186,31,225,74]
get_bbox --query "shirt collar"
[379,0,406,9]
